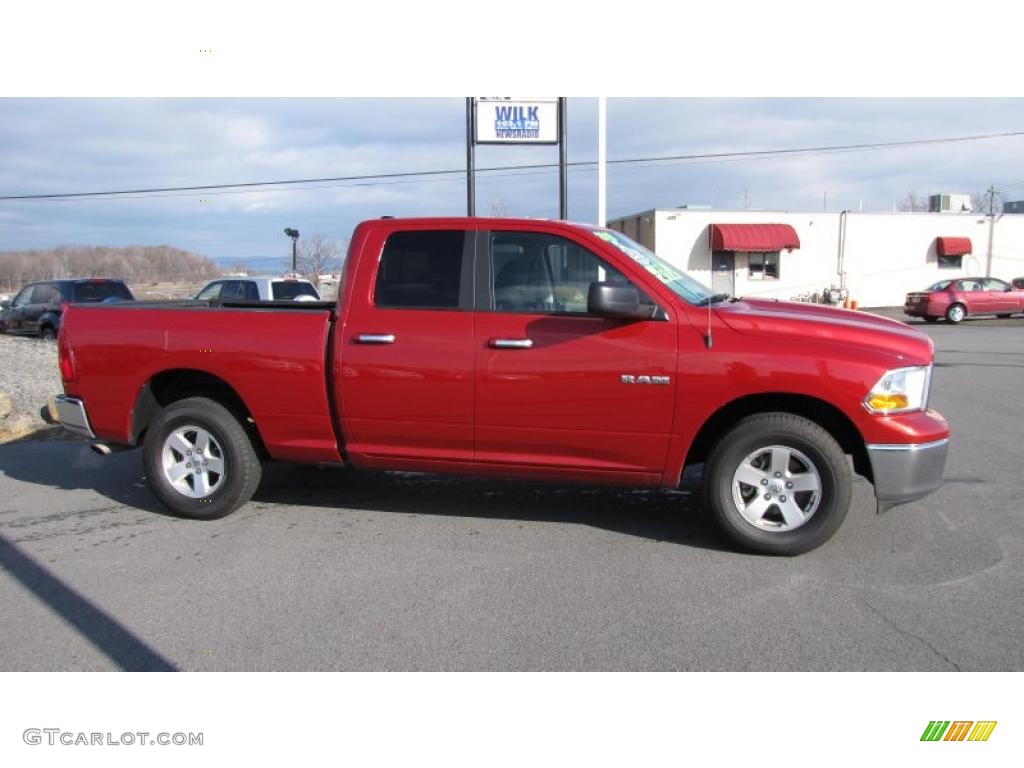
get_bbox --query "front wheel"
[143,396,262,519]
[39,325,56,341]
[703,413,852,555]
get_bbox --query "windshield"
[592,229,714,305]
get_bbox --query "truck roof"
[364,216,601,231]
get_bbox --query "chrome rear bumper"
[52,394,96,439]
[867,438,948,513]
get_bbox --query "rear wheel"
[945,303,966,323]
[703,413,851,555]
[143,396,262,519]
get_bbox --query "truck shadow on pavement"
[0,439,733,553]
[249,462,732,552]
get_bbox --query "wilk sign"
[473,97,559,144]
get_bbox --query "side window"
[242,281,260,300]
[983,278,1008,291]
[490,231,629,314]
[374,230,465,309]
[220,281,244,300]
[196,282,223,300]
[30,284,57,304]
[14,286,35,307]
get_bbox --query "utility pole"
[985,184,997,277]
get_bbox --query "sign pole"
[466,97,476,217]
[558,97,568,220]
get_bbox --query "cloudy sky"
[1,98,1023,263]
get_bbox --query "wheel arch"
[682,392,872,483]
[131,368,269,458]
[38,312,61,336]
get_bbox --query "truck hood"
[714,298,934,365]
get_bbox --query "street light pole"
[284,228,299,275]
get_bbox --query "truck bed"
[60,301,343,464]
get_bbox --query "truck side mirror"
[587,282,656,320]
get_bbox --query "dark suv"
[0,278,134,339]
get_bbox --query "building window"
[938,254,963,270]
[747,252,780,280]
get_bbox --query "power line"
[2,130,1022,202]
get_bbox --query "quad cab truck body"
[53,218,949,554]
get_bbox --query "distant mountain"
[213,255,289,274]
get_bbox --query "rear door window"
[374,230,467,309]
[271,281,319,301]
[72,281,132,302]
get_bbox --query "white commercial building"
[607,208,1024,307]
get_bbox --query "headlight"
[864,365,932,414]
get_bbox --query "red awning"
[936,237,972,257]
[711,223,800,252]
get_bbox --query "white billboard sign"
[474,97,560,144]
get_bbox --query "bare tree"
[971,189,1003,215]
[296,233,342,285]
[488,194,514,217]
[896,190,930,212]
[0,245,220,292]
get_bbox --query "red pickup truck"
[52,218,949,555]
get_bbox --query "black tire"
[142,396,262,519]
[945,303,966,324]
[39,325,56,341]
[922,316,938,323]
[703,412,852,556]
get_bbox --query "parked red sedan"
[904,277,1024,323]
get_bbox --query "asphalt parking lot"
[0,315,1022,671]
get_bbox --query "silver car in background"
[195,276,321,302]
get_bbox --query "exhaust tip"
[90,443,112,456]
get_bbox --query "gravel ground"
[0,334,62,428]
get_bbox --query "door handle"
[489,338,534,349]
[355,333,396,344]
